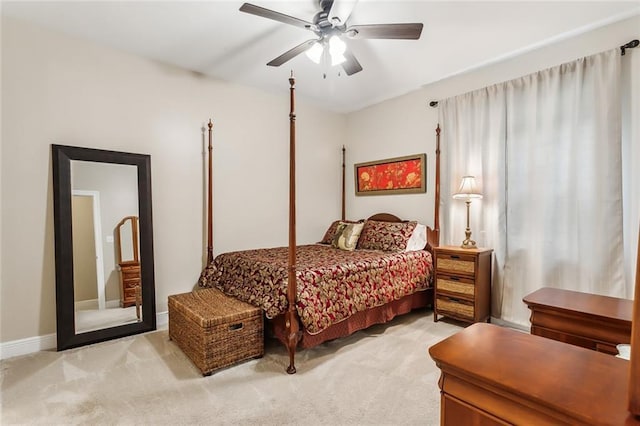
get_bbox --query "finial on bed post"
[286,73,302,374]
[198,118,218,288]
[341,145,346,221]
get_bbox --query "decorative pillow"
[320,219,362,244]
[332,222,365,251]
[405,223,428,251]
[357,220,418,252]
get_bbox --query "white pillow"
[405,223,427,251]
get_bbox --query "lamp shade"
[453,175,483,200]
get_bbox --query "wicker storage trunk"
[168,288,264,376]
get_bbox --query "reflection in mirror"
[117,216,138,263]
[115,216,141,319]
[71,161,141,334]
[52,144,155,351]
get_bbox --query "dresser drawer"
[436,296,474,321]
[121,266,140,280]
[437,253,475,275]
[123,287,138,298]
[437,275,475,297]
[123,278,140,289]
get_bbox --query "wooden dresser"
[433,246,492,323]
[115,216,141,309]
[523,287,633,355]
[119,261,141,308]
[429,323,640,425]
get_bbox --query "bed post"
[198,119,217,287]
[286,73,302,374]
[427,125,441,248]
[206,119,214,264]
[341,145,346,221]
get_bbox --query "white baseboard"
[0,333,57,360]
[490,316,529,332]
[0,311,169,360]
[156,310,168,328]
[106,300,121,309]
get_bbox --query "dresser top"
[434,245,493,254]
[429,323,638,425]
[523,287,633,324]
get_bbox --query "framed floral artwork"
[354,153,426,196]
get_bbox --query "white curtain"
[439,49,626,327]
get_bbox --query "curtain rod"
[621,39,639,55]
[428,38,639,108]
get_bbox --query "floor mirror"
[52,144,156,350]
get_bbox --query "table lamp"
[453,175,482,249]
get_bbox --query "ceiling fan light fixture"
[305,41,323,64]
[329,35,347,66]
[329,35,346,56]
[331,53,346,66]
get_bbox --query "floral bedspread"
[200,244,433,335]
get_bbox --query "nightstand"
[433,246,493,323]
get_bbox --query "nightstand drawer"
[437,254,475,275]
[437,276,475,297]
[436,296,474,320]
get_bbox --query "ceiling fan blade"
[342,50,363,76]
[328,0,359,27]
[240,3,314,30]
[347,23,423,40]
[267,39,317,67]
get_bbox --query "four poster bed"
[198,76,441,373]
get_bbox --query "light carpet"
[1,310,463,425]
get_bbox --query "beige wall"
[346,15,640,299]
[0,17,346,343]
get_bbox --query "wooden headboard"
[367,213,403,222]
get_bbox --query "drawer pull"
[449,277,460,281]
[229,323,244,331]
[450,255,460,259]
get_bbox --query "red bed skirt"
[268,288,434,349]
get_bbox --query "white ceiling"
[3,1,639,113]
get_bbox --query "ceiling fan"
[239,0,423,76]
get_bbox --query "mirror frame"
[52,144,156,350]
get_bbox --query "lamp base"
[460,227,477,249]
[460,238,478,249]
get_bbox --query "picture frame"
[354,153,426,196]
